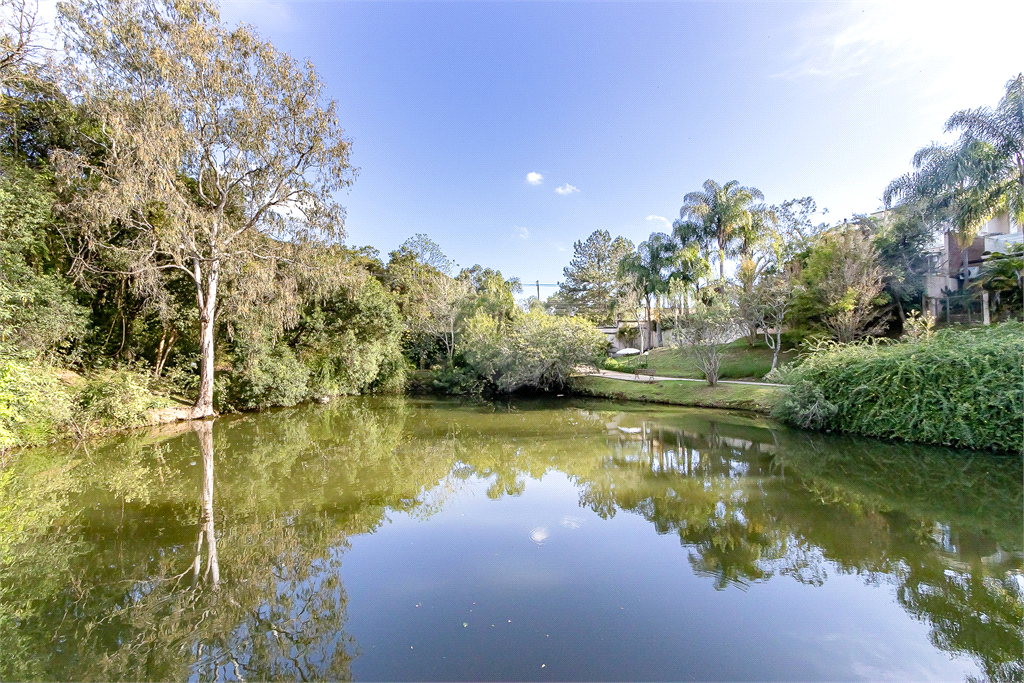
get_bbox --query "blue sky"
[170,2,1024,290]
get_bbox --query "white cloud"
[526,172,543,186]
[555,184,579,195]
[515,226,530,239]
[646,215,671,230]
[771,2,1023,108]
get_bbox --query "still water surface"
[2,397,1021,681]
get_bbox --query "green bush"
[228,343,310,410]
[462,309,607,393]
[0,354,76,450]
[76,370,155,430]
[773,323,1023,451]
[429,364,485,396]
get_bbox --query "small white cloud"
[555,245,567,252]
[515,226,530,239]
[561,516,583,530]
[526,172,543,186]
[555,184,579,195]
[646,215,671,229]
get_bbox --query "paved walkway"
[581,367,788,388]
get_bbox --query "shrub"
[430,364,485,397]
[0,354,76,450]
[462,309,607,393]
[228,344,310,410]
[602,357,630,371]
[773,323,1023,451]
[76,370,154,430]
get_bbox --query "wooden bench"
[633,368,656,383]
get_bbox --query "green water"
[1,397,1021,681]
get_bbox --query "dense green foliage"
[789,226,888,342]
[0,356,76,449]
[463,309,607,392]
[773,323,1023,451]
[557,230,634,323]
[0,166,87,354]
[0,354,171,450]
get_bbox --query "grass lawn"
[571,375,783,414]
[605,338,798,380]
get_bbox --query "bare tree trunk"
[770,328,782,371]
[155,331,177,378]
[192,261,219,418]
[153,328,177,378]
[154,329,167,378]
[192,419,220,588]
[645,297,652,351]
[446,316,455,365]
[655,297,662,348]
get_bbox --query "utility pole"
[536,280,540,302]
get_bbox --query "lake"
[1,397,1021,681]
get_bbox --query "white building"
[920,210,1021,323]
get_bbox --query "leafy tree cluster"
[556,75,1022,366]
[382,234,606,396]
[0,0,427,434]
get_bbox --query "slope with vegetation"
[571,375,782,414]
[773,324,1023,452]
[603,340,797,382]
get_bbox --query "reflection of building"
[921,211,1021,324]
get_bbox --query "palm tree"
[884,73,1023,246]
[734,204,779,344]
[666,241,710,321]
[675,179,765,281]
[618,234,675,350]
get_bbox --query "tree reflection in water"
[576,415,1022,682]
[192,420,220,589]
[1,397,1020,681]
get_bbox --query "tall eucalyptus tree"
[54,0,354,417]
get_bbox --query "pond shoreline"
[570,375,782,415]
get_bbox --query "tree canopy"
[54,0,355,416]
[675,179,765,280]
[558,230,634,323]
[885,74,1024,245]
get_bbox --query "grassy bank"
[772,323,1023,452]
[571,376,783,414]
[0,357,180,453]
[604,338,798,381]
